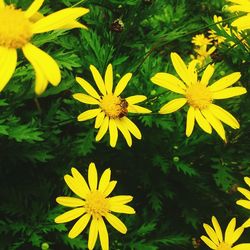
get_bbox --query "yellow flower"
[194,45,216,66]
[55,162,135,250]
[201,216,250,250]
[73,64,151,148]
[236,176,250,210]
[192,34,212,47]
[0,0,89,94]
[151,52,247,141]
[227,0,250,30]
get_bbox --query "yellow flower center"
[217,242,232,250]
[100,94,128,119]
[185,83,212,109]
[0,5,33,49]
[85,191,110,219]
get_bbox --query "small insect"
[118,98,128,118]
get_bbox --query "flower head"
[0,0,89,94]
[227,0,250,30]
[55,162,135,250]
[236,176,250,210]
[201,216,250,250]
[151,52,247,141]
[73,64,151,147]
[192,34,212,47]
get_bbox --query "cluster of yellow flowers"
[0,0,249,249]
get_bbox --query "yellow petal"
[209,104,239,129]
[188,60,198,84]
[98,168,111,193]
[32,7,89,33]
[121,117,141,139]
[90,65,106,96]
[64,175,87,199]
[170,52,192,86]
[88,162,98,191]
[109,118,118,148]
[114,73,132,96]
[115,119,132,147]
[22,43,61,86]
[54,207,85,223]
[71,167,90,195]
[77,108,101,122]
[128,104,151,114]
[58,20,88,30]
[225,218,236,244]
[231,15,250,30]
[110,204,135,214]
[73,93,100,105]
[0,47,17,92]
[233,243,250,250]
[186,106,195,137]
[159,98,187,114]
[208,72,241,92]
[75,77,100,100]
[0,0,4,8]
[105,213,127,234]
[56,196,85,207]
[95,111,105,129]
[88,219,98,250]
[236,199,250,209]
[212,87,247,99]
[203,223,219,245]
[201,109,226,141]
[150,72,186,94]
[96,116,109,141]
[105,64,113,94]
[200,236,217,249]
[194,109,212,134]
[25,0,44,18]
[230,227,244,245]
[109,195,133,205]
[98,218,109,250]
[68,214,91,239]
[211,216,223,243]
[245,177,250,186]
[241,218,250,228]
[126,95,147,105]
[103,181,117,197]
[200,64,215,86]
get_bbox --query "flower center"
[217,242,232,250]
[0,5,33,49]
[85,191,109,219]
[185,83,212,109]
[100,94,128,119]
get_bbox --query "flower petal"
[170,52,192,86]
[115,119,132,147]
[56,196,85,207]
[211,216,223,243]
[231,227,244,245]
[58,20,87,30]
[90,65,106,96]
[0,47,17,92]
[98,168,111,193]
[88,162,98,191]
[150,72,186,94]
[103,181,117,197]
[126,95,147,105]
[186,106,195,137]
[105,64,113,94]
[73,93,100,105]
[95,111,105,129]
[121,117,141,139]
[32,7,89,33]
[236,199,250,209]
[225,218,236,244]
[109,195,133,205]
[98,218,109,250]
[203,223,219,245]
[71,168,90,196]
[64,175,87,199]
[75,77,100,100]
[68,214,91,239]
[96,116,109,141]
[77,108,101,122]
[0,0,4,8]
[54,207,85,223]
[201,64,215,86]
[128,104,151,114]
[241,218,250,228]
[114,73,132,96]
[208,72,241,92]
[25,0,44,18]
[245,177,250,186]
[194,109,212,134]
[22,43,61,86]
[109,204,135,214]
[200,236,217,249]
[209,104,239,129]
[212,87,247,99]
[109,118,118,147]
[88,219,98,250]
[231,15,250,30]
[233,243,250,250]
[105,213,127,234]
[159,98,187,114]
[201,109,226,141]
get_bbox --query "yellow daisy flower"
[201,216,250,250]
[194,45,216,66]
[236,176,250,210]
[227,0,250,30]
[55,162,135,250]
[151,52,247,141]
[73,64,151,148]
[0,0,89,94]
[192,34,212,47]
